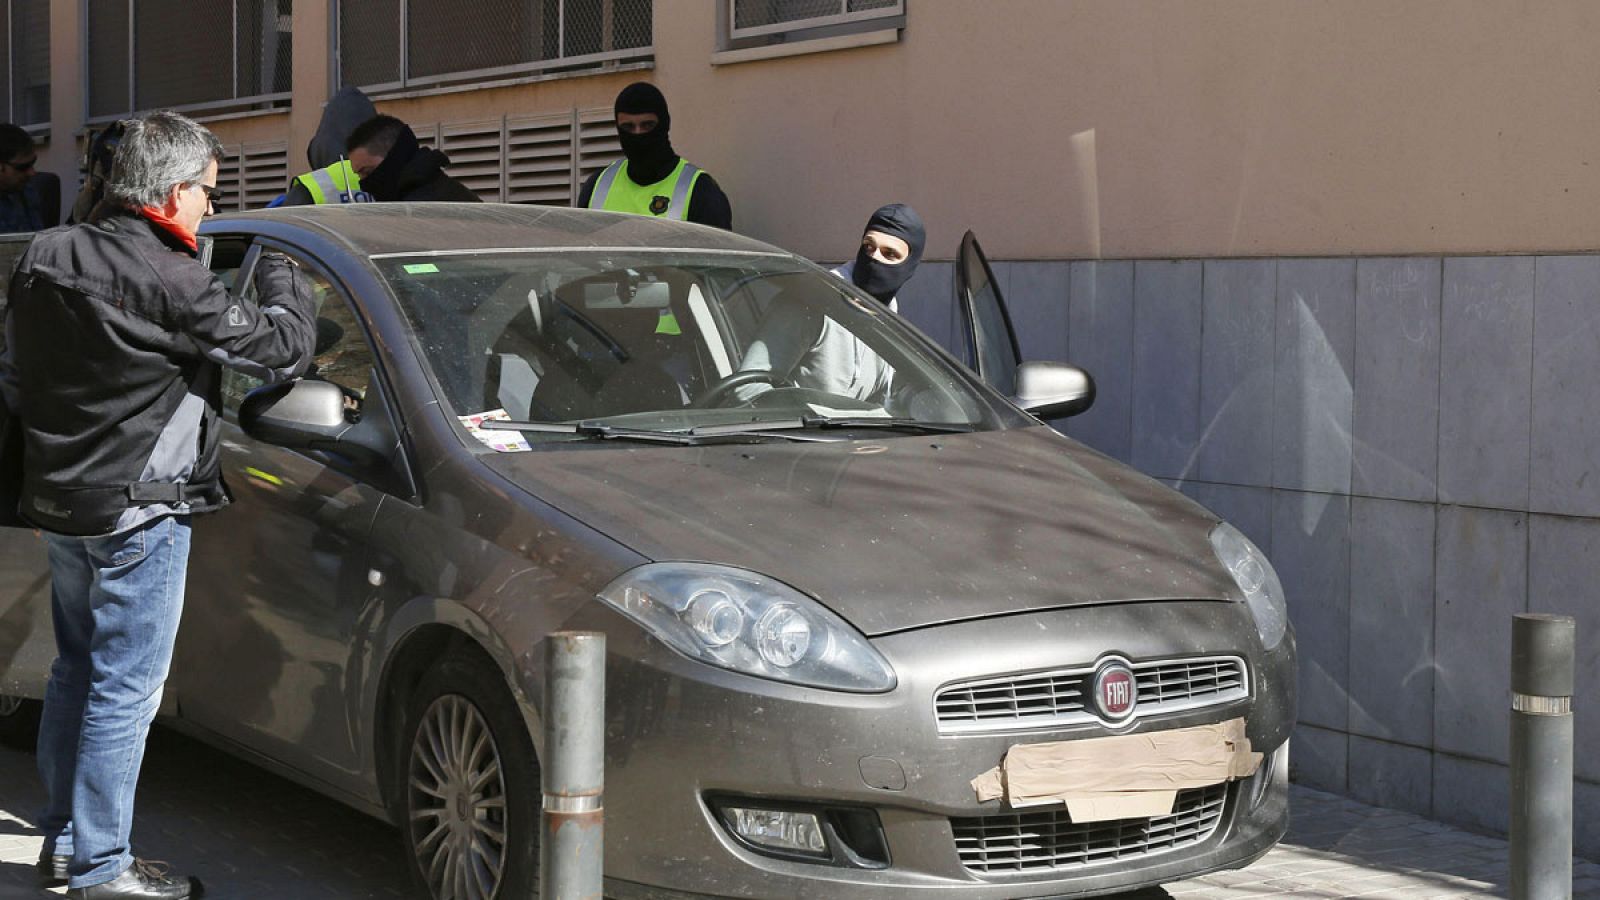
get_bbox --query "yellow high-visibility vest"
[587,158,701,220]
[295,161,373,204]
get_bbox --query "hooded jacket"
[281,87,378,207]
[0,208,317,534]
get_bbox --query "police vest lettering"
[296,161,374,204]
[588,159,702,220]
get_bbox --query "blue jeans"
[35,514,191,889]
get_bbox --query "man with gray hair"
[0,110,316,899]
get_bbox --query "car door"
[172,238,395,794]
[955,230,1025,397]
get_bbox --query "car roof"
[208,202,788,258]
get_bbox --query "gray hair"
[106,110,224,208]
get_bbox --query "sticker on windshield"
[805,404,893,419]
[460,409,532,452]
[403,263,440,274]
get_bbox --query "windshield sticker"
[805,404,893,419]
[403,263,441,274]
[460,409,532,453]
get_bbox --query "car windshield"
[374,249,1028,450]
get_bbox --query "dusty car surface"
[0,204,1295,899]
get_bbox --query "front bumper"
[566,600,1295,899]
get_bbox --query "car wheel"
[0,693,40,751]
[399,651,540,900]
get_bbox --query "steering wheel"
[693,370,782,408]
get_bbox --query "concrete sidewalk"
[0,727,1596,899]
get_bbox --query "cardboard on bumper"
[970,717,1262,822]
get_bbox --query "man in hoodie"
[730,204,926,405]
[344,114,480,203]
[280,86,377,206]
[579,82,732,230]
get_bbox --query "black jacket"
[0,209,316,535]
[392,148,481,203]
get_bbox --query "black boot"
[67,859,202,900]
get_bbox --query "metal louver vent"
[506,113,574,205]
[213,142,287,212]
[240,143,288,210]
[574,106,622,199]
[440,120,506,203]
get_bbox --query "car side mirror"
[1011,361,1095,418]
[239,379,384,464]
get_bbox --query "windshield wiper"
[479,420,710,445]
[478,419,822,445]
[798,415,976,434]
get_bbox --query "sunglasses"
[192,182,225,208]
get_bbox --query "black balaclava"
[615,82,678,185]
[852,203,927,304]
[362,124,420,202]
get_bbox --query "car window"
[222,251,375,417]
[375,250,1031,450]
[957,232,1022,397]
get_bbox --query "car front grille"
[933,656,1247,734]
[950,783,1229,875]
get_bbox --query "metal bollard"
[1510,613,1576,900]
[541,631,605,900]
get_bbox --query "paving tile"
[1273,489,1351,730]
[1065,260,1135,462]
[1530,256,1600,517]
[1434,506,1525,765]
[1437,256,1534,509]
[1274,258,1356,495]
[1196,259,1276,486]
[1352,257,1441,502]
[1348,497,1436,747]
[1131,259,1203,479]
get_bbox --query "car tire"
[397,650,540,900]
[0,694,40,751]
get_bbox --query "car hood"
[482,426,1237,636]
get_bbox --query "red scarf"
[138,206,197,252]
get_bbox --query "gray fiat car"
[0,204,1294,899]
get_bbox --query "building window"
[725,0,902,44]
[85,0,292,121]
[0,0,49,129]
[338,0,653,94]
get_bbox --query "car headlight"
[1208,523,1289,651]
[597,563,897,692]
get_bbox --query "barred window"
[0,0,50,128]
[338,0,652,93]
[86,0,292,121]
[725,0,901,43]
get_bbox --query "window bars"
[86,0,292,122]
[338,0,652,93]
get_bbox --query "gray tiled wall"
[898,251,1599,857]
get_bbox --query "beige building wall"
[40,1,1600,262]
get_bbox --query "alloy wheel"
[407,694,509,900]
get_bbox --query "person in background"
[831,202,926,310]
[0,123,49,232]
[579,82,732,230]
[732,204,927,404]
[278,86,377,206]
[0,110,317,900]
[344,114,480,203]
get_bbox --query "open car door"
[955,230,1096,419]
[955,230,1023,397]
